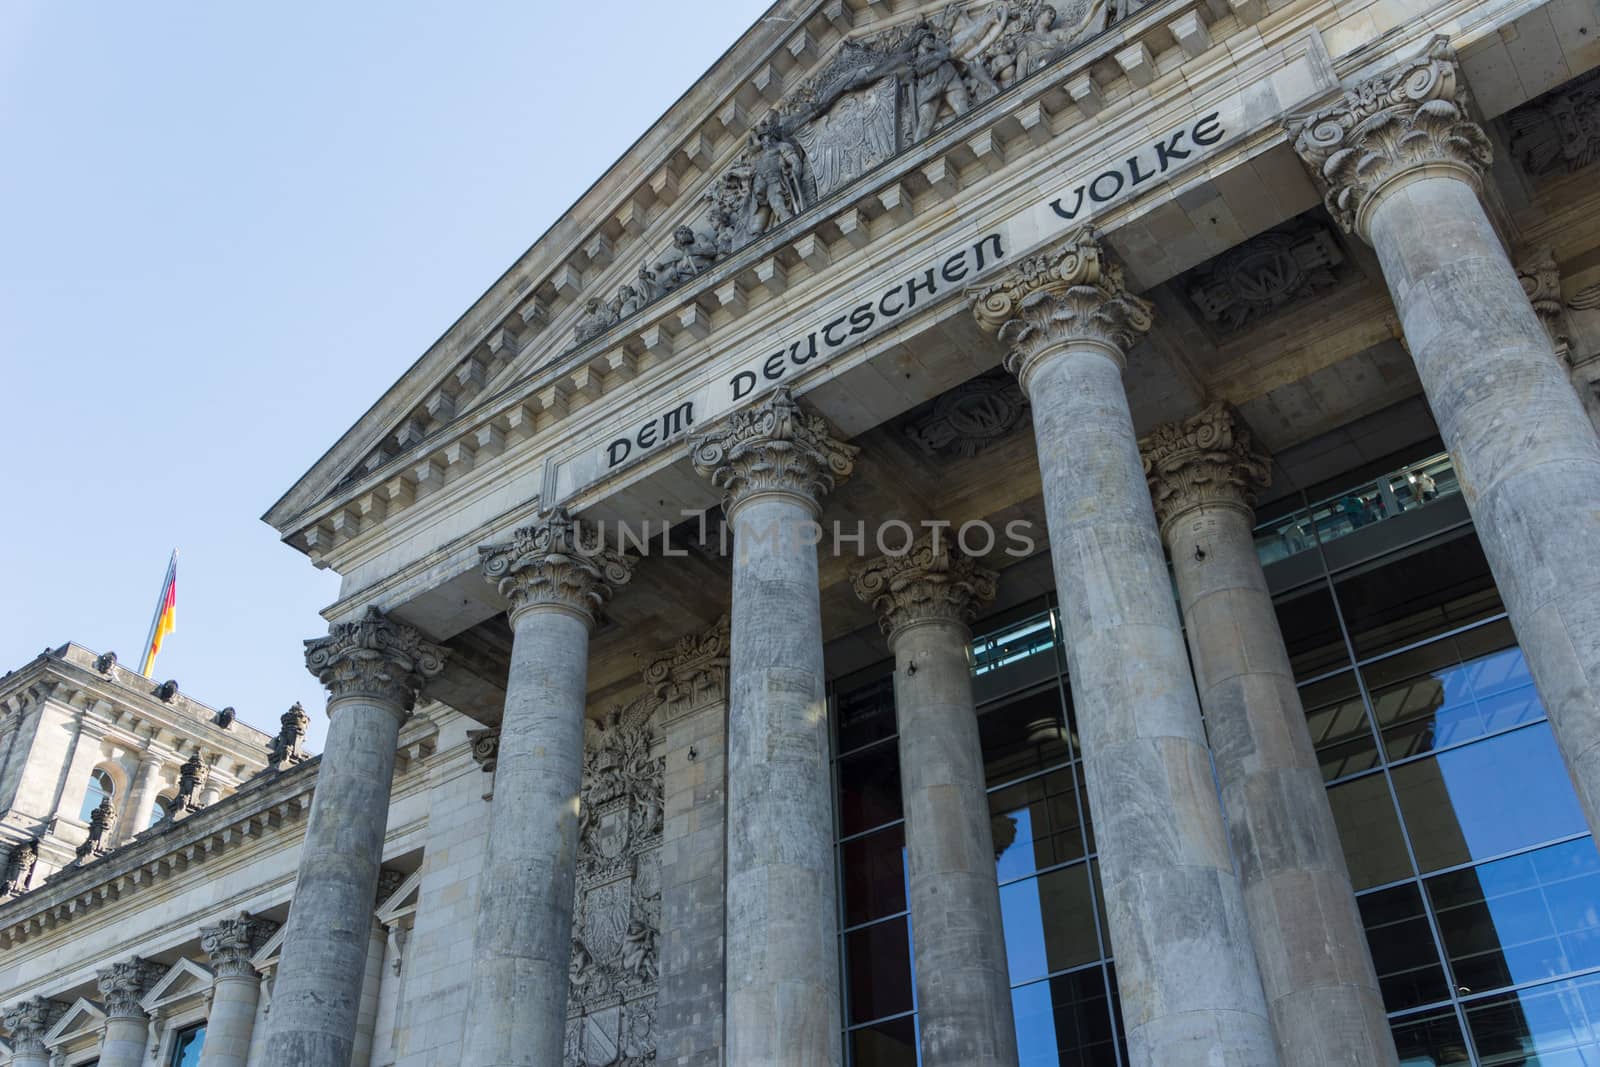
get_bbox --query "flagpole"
[140,550,178,678]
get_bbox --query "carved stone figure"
[94,650,118,673]
[2,838,38,898]
[76,796,116,862]
[990,0,1108,86]
[651,225,720,292]
[269,701,311,767]
[738,115,813,240]
[1509,66,1600,176]
[173,752,208,813]
[574,296,621,345]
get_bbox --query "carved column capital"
[642,617,730,723]
[2,997,66,1052]
[479,508,634,628]
[689,386,858,518]
[96,957,164,1020]
[1289,36,1492,239]
[201,914,276,980]
[1140,403,1271,536]
[966,228,1153,392]
[303,606,447,714]
[850,536,998,640]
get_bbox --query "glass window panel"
[845,918,914,1024]
[848,1014,918,1067]
[839,741,903,838]
[1275,583,1350,679]
[842,825,908,928]
[1359,884,1451,1012]
[973,611,1062,705]
[1012,968,1120,1067]
[1389,1007,1471,1066]
[1001,865,1101,985]
[1328,773,1412,890]
[1300,671,1380,780]
[168,1023,206,1067]
[1334,533,1502,661]
[837,674,898,755]
[1393,725,1587,874]
[1464,973,1600,1065]
[991,768,1087,882]
[981,688,1072,788]
[79,768,114,822]
[1427,838,1600,995]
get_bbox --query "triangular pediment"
[140,957,214,1013]
[251,922,287,971]
[43,997,104,1047]
[376,870,421,924]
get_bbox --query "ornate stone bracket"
[467,727,499,800]
[850,536,998,639]
[303,607,448,714]
[688,386,858,517]
[96,957,165,1019]
[479,508,634,628]
[201,914,278,979]
[641,617,730,726]
[1138,403,1272,535]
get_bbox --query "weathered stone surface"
[199,915,275,1067]
[96,956,164,1067]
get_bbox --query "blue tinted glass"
[1011,968,1120,1067]
[169,1023,206,1067]
[1463,973,1600,1062]
[1000,865,1100,985]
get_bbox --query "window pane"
[79,768,115,822]
[168,1023,206,1067]
[1389,1007,1470,1066]
[1276,583,1349,679]
[1463,973,1600,1064]
[1001,865,1101,984]
[1427,838,1600,995]
[1328,773,1411,890]
[973,611,1061,705]
[848,1014,918,1067]
[845,918,914,1024]
[1301,671,1380,781]
[1334,533,1501,661]
[838,674,898,755]
[842,825,908,928]
[981,688,1072,788]
[1393,725,1586,874]
[991,767,1087,882]
[839,741,903,837]
[1012,969,1121,1067]
[1360,884,1450,1013]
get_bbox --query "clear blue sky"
[0,1,773,752]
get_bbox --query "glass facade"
[167,1022,206,1067]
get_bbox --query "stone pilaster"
[116,754,164,844]
[97,957,164,1067]
[851,539,1018,1067]
[460,509,633,1067]
[265,607,445,1067]
[1141,405,1398,1066]
[1292,37,1600,844]
[690,387,855,1067]
[968,232,1279,1066]
[2,998,67,1067]
[199,914,275,1067]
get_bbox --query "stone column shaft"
[691,387,857,1067]
[1143,405,1397,1065]
[1294,38,1600,836]
[969,235,1278,1066]
[264,608,444,1067]
[461,509,633,1067]
[118,754,163,844]
[853,540,1018,1067]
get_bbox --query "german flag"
[139,551,178,678]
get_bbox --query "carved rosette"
[1289,36,1492,239]
[689,386,858,517]
[479,508,634,628]
[97,957,165,1019]
[850,536,998,639]
[2,997,67,1053]
[1139,403,1272,535]
[303,606,448,714]
[201,914,277,980]
[966,228,1154,390]
[641,617,730,723]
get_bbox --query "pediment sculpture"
[573,0,1112,346]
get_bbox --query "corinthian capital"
[303,606,447,713]
[1139,403,1271,535]
[850,536,998,639]
[201,913,277,980]
[479,508,634,627]
[1289,36,1492,238]
[689,386,858,517]
[97,957,164,1019]
[2,997,67,1052]
[966,228,1153,391]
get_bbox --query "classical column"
[2,997,66,1067]
[460,508,634,1067]
[1293,37,1600,835]
[968,233,1277,1065]
[1142,405,1397,1065]
[264,607,445,1067]
[117,753,164,844]
[96,957,165,1067]
[199,914,276,1067]
[690,386,857,1067]
[851,538,1019,1067]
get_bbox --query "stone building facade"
[7,0,1600,1063]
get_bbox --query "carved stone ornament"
[269,702,311,767]
[850,535,999,637]
[97,957,165,1019]
[1288,36,1492,238]
[2,997,67,1053]
[966,227,1154,388]
[1139,402,1271,534]
[1517,248,1573,365]
[2,838,39,899]
[1508,66,1600,177]
[479,508,635,627]
[173,752,208,813]
[303,606,448,713]
[640,617,730,724]
[467,727,500,775]
[905,372,1030,458]
[76,796,117,862]
[94,650,118,673]
[201,914,278,979]
[689,385,859,516]
[1187,223,1345,330]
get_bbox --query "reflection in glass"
[842,825,908,928]
[1276,584,1348,679]
[848,1013,919,1067]
[1329,773,1411,891]
[838,673,899,755]
[1361,884,1452,1012]
[79,767,115,822]
[838,741,903,837]
[1463,973,1600,1064]
[1301,671,1380,780]
[1000,865,1101,984]
[1011,967,1121,1067]
[845,918,914,1024]
[1334,533,1501,661]
[168,1023,206,1067]
[1390,1007,1471,1065]
[981,688,1072,787]
[991,768,1087,882]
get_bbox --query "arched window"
[78,768,115,822]
[150,796,171,827]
